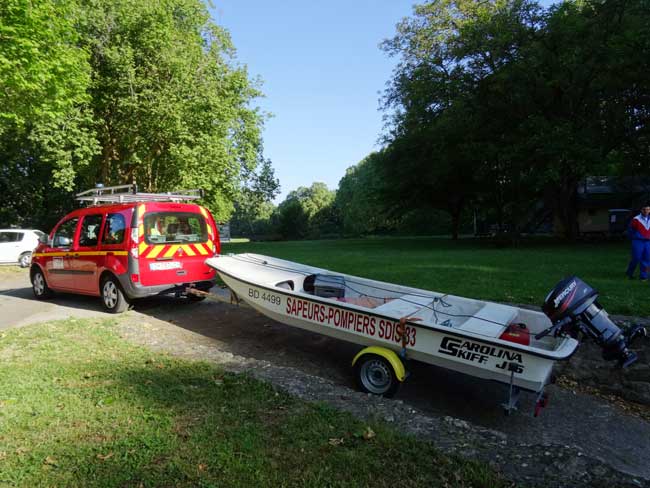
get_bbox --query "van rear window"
[144,212,208,245]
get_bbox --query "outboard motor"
[539,276,646,368]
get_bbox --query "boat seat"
[455,302,516,338]
[373,294,434,318]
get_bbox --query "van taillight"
[130,228,139,259]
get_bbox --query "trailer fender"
[352,347,406,382]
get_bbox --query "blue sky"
[210,1,553,202]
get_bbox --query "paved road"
[2,269,649,482]
[0,271,111,328]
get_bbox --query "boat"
[205,253,587,414]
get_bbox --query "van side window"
[53,218,79,248]
[79,215,103,247]
[102,214,126,245]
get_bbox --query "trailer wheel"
[355,354,401,398]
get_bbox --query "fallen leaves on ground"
[43,456,57,466]
[363,427,376,440]
[556,375,650,422]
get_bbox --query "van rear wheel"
[101,276,130,313]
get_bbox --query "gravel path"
[1,270,649,487]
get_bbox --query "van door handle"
[106,251,114,256]
[73,253,80,257]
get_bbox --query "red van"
[30,186,220,312]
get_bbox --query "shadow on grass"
[6,354,504,488]
[94,361,508,488]
[125,297,522,427]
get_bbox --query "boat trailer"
[187,270,646,417]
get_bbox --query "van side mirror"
[54,236,71,247]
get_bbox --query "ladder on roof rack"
[75,184,203,205]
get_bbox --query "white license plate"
[149,261,182,271]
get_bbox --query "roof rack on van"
[75,184,203,205]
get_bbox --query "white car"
[0,229,46,267]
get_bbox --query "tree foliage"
[229,156,280,236]
[380,0,650,239]
[336,151,393,235]
[0,0,265,228]
[277,182,337,240]
[79,0,263,220]
[0,0,98,228]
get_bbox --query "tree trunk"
[553,178,580,241]
[450,201,463,240]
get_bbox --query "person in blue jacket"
[626,204,650,280]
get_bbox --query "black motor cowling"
[541,276,646,368]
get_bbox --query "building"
[574,176,650,236]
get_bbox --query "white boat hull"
[207,254,579,394]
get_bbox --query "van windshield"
[144,212,208,244]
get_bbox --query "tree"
[530,0,650,237]
[277,182,337,239]
[230,156,280,236]
[0,0,267,229]
[0,0,98,228]
[379,0,542,238]
[78,0,264,221]
[381,0,650,240]
[336,151,393,235]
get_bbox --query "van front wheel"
[101,276,130,313]
[32,269,53,299]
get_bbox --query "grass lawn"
[0,318,507,488]
[222,237,647,317]
[0,265,27,277]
